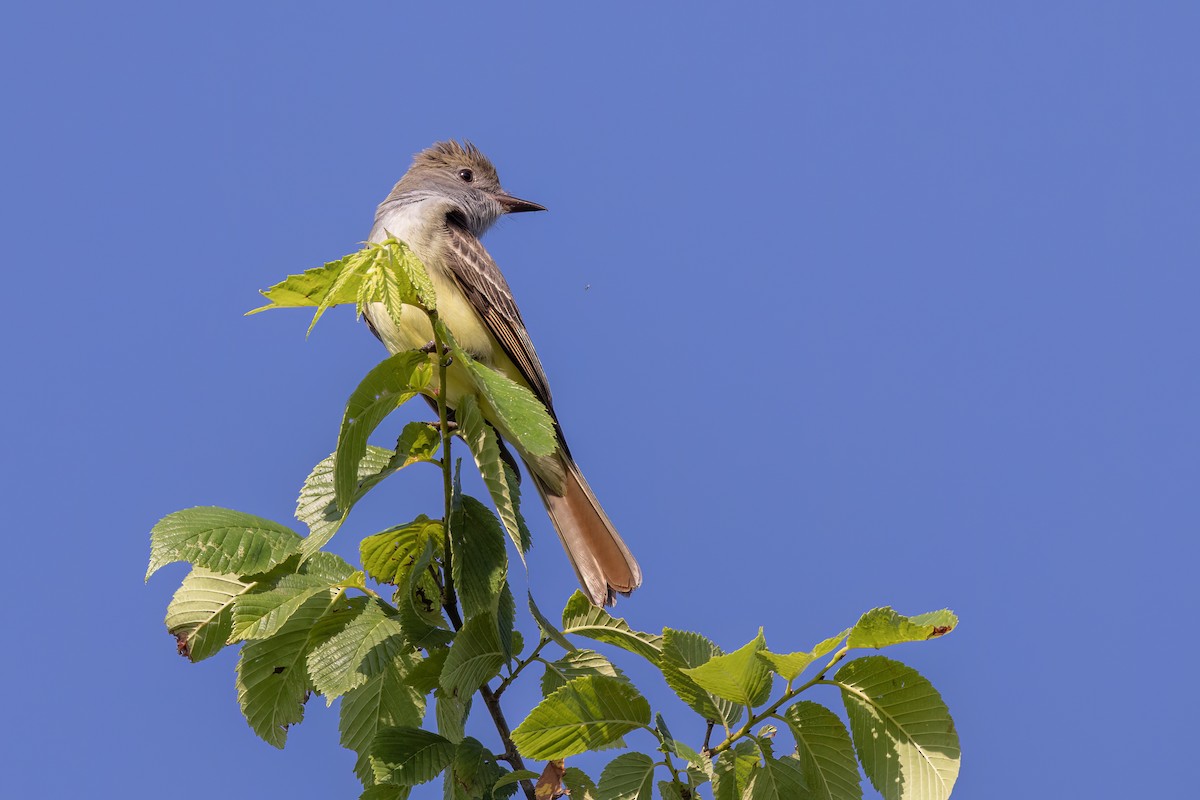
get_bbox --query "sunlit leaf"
[450,495,508,621]
[846,608,958,650]
[540,649,625,697]
[164,567,250,662]
[440,612,505,698]
[679,629,772,707]
[512,675,651,760]
[659,628,742,729]
[783,701,861,800]
[334,351,433,511]
[368,727,456,786]
[308,598,408,703]
[147,507,300,580]
[561,591,661,662]
[757,629,849,683]
[836,656,960,800]
[598,752,656,800]
[360,516,443,586]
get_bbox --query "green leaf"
[598,752,656,800]
[659,629,742,729]
[757,629,849,683]
[368,727,457,786]
[334,350,433,511]
[440,612,506,698]
[235,591,350,748]
[308,598,409,703]
[296,431,438,559]
[395,538,453,649]
[511,675,652,760]
[744,752,808,800]
[493,770,540,793]
[249,238,436,333]
[147,507,301,580]
[835,656,960,800]
[443,737,507,800]
[248,252,364,323]
[360,516,444,585]
[230,573,335,642]
[438,319,557,459]
[710,741,758,800]
[561,591,662,662]
[301,550,355,583]
[455,394,531,562]
[562,767,599,800]
[783,701,861,800]
[679,629,772,707]
[450,495,508,621]
[529,592,576,652]
[339,649,426,762]
[358,785,410,800]
[164,567,250,662]
[435,689,471,744]
[846,608,958,650]
[498,584,518,662]
[540,649,625,697]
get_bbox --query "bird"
[361,140,641,606]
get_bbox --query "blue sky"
[3,3,1196,797]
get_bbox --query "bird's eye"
[458,168,474,183]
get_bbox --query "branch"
[707,645,852,756]
[430,315,534,800]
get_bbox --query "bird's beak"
[493,192,546,214]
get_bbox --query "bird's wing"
[441,218,557,416]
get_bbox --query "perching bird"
[362,141,641,606]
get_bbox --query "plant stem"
[706,645,852,756]
[430,314,457,615]
[495,637,552,699]
[428,316,533,800]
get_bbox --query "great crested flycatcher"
[362,140,641,606]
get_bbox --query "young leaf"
[528,592,576,652]
[434,689,471,744]
[561,767,599,800]
[164,567,251,662]
[561,591,662,662]
[339,649,426,769]
[308,598,409,703]
[511,675,652,759]
[439,612,506,698]
[455,394,531,562]
[437,318,557,459]
[450,495,508,621]
[230,573,336,642]
[598,752,657,800]
[395,538,453,649]
[710,741,759,800]
[679,629,772,707]
[334,350,433,511]
[368,727,457,787]
[743,752,808,800]
[443,737,507,800]
[235,591,350,748]
[492,770,540,793]
[358,785,410,800]
[248,252,365,324]
[540,649,626,697]
[296,432,438,558]
[846,608,958,650]
[783,701,861,800]
[659,628,743,729]
[757,629,849,683]
[147,507,301,580]
[360,516,444,586]
[249,238,436,333]
[835,656,960,800]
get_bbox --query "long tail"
[530,455,641,606]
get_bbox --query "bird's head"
[395,140,545,237]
